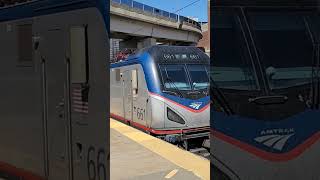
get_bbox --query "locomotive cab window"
[247,11,315,90]
[211,10,259,91]
[115,69,121,82]
[132,69,138,95]
[160,64,191,91]
[17,23,33,65]
[70,26,88,84]
[188,65,209,90]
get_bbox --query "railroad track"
[174,141,210,160]
[189,147,210,159]
[158,134,210,159]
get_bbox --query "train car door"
[123,70,133,122]
[132,68,148,127]
[30,6,109,180]
[39,27,71,180]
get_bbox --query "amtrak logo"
[189,102,202,110]
[254,128,295,151]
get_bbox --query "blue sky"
[134,0,208,22]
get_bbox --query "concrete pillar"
[137,38,157,49]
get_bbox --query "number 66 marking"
[136,107,145,121]
[87,147,107,180]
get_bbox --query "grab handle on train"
[248,95,288,105]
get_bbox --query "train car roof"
[110,45,209,68]
[0,0,108,23]
[212,0,320,7]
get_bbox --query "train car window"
[247,11,315,89]
[308,14,320,43]
[70,26,88,84]
[115,69,121,81]
[188,65,209,90]
[17,23,33,65]
[132,69,138,95]
[160,64,191,91]
[211,10,258,90]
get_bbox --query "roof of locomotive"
[110,45,209,68]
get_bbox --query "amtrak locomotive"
[110,46,210,149]
[211,1,320,179]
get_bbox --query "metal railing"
[111,0,202,30]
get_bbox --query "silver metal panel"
[212,138,320,180]
[39,27,70,180]
[0,7,109,180]
[149,96,165,129]
[164,104,210,129]
[110,68,124,117]
[132,65,149,127]
[123,70,133,122]
[0,19,45,177]
[111,64,155,128]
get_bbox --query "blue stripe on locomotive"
[212,109,320,153]
[111,51,210,110]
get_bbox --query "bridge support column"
[137,38,157,49]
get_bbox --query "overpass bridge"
[110,0,203,50]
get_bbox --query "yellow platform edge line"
[110,119,210,180]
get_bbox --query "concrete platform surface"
[110,119,210,180]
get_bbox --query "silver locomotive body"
[0,1,109,179]
[110,46,210,147]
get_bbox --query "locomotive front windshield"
[188,65,210,90]
[212,9,320,91]
[247,11,319,90]
[160,64,191,90]
[159,64,209,93]
[211,8,320,119]
[211,12,259,91]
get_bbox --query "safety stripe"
[110,113,209,135]
[213,130,320,161]
[149,92,210,113]
[0,161,44,180]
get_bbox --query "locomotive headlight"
[167,108,185,124]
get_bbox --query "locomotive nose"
[164,102,210,129]
[186,108,210,128]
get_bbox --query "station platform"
[110,119,210,180]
